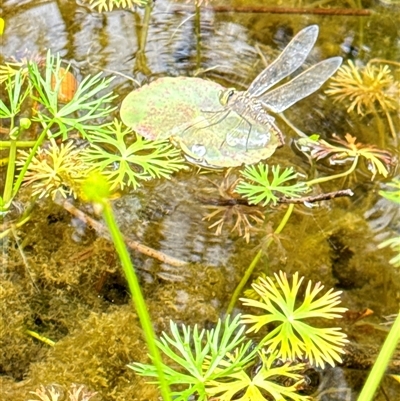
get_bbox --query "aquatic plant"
[203,204,264,243]
[28,385,62,401]
[378,179,400,268]
[0,51,43,84]
[0,50,116,213]
[28,51,116,140]
[235,164,308,206]
[205,350,308,401]
[28,384,98,401]
[1,69,35,212]
[357,311,400,401]
[82,173,171,401]
[326,60,399,138]
[81,119,186,190]
[17,141,90,200]
[0,68,30,119]
[297,133,393,180]
[89,0,150,12]
[240,271,348,368]
[379,178,400,204]
[130,273,348,399]
[129,315,257,401]
[226,131,393,313]
[201,172,265,242]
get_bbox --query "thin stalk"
[10,122,54,205]
[100,200,171,401]
[371,106,386,148]
[195,3,201,70]
[306,156,359,187]
[0,141,37,148]
[26,330,55,347]
[357,311,400,401]
[383,105,397,144]
[139,1,152,53]
[226,204,295,314]
[209,5,371,16]
[135,1,153,75]
[3,139,17,207]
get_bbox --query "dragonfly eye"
[219,88,236,105]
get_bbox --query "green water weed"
[82,173,172,401]
[130,273,348,399]
[235,164,308,206]
[89,0,150,12]
[17,141,90,200]
[241,271,348,369]
[28,51,117,140]
[205,350,309,401]
[377,179,400,267]
[298,133,393,181]
[326,60,399,139]
[129,315,256,401]
[82,119,186,190]
[0,51,116,213]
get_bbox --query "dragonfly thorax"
[229,93,272,123]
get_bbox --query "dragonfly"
[171,25,343,168]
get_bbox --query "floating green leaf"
[120,76,224,140]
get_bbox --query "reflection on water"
[1,0,399,400]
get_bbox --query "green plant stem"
[357,311,400,401]
[26,330,55,346]
[100,200,171,401]
[135,1,153,75]
[140,1,152,52]
[0,141,37,148]
[226,203,295,314]
[3,139,17,207]
[9,122,54,207]
[306,155,359,187]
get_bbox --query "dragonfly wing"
[260,57,343,113]
[246,25,319,98]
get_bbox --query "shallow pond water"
[1,1,400,400]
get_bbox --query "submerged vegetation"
[0,51,185,220]
[17,141,89,200]
[81,119,186,190]
[1,2,399,401]
[378,179,400,268]
[326,60,400,140]
[131,271,348,400]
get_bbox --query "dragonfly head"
[218,88,236,105]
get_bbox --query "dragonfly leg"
[181,108,232,136]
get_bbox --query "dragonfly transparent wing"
[260,56,342,113]
[246,25,319,98]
